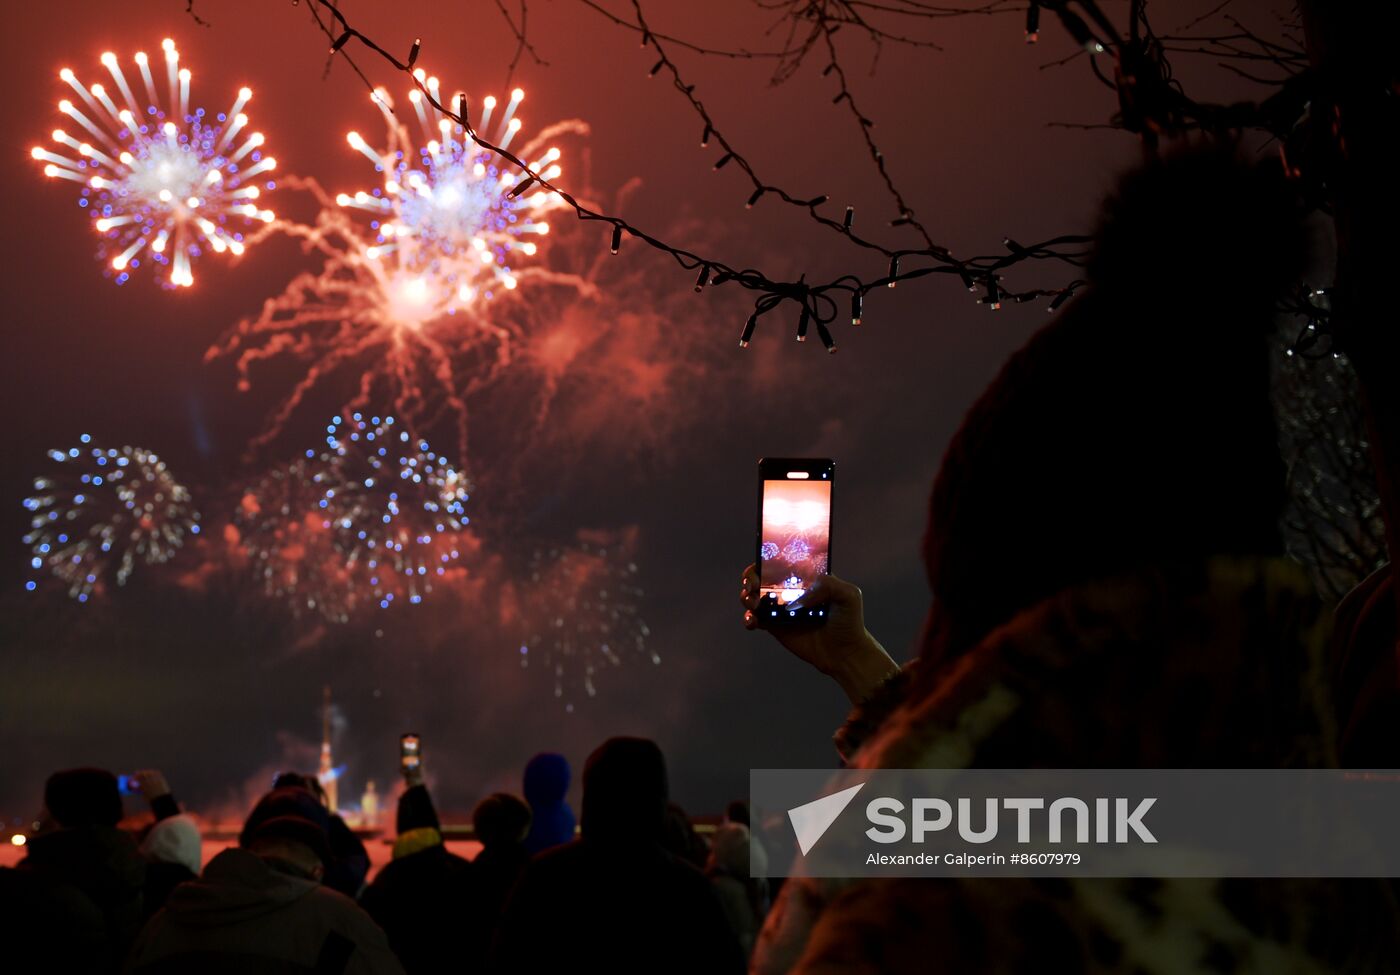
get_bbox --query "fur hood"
[756,557,1400,974]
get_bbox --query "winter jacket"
[360,842,474,974]
[754,557,1400,974]
[142,861,196,924]
[1328,564,1400,767]
[17,825,147,971]
[0,863,110,973]
[124,848,403,975]
[492,838,745,975]
[470,842,529,937]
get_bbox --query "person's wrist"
[825,631,900,705]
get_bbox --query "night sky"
[0,1,1270,825]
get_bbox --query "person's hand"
[132,769,171,799]
[741,564,900,705]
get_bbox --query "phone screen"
[757,459,833,621]
[400,734,421,774]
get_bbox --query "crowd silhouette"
[2,743,757,974]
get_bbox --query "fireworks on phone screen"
[759,479,830,605]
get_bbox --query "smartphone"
[117,775,141,796]
[400,733,421,775]
[756,457,834,623]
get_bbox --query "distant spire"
[318,684,338,813]
[322,684,332,750]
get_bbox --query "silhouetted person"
[492,737,744,974]
[520,752,574,854]
[252,771,370,898]
[139,814,201,920]
[0,851,109,973]
[126,788,402,974]
[132,769,202,920]
[469,792,531,937]
[360,783,473,974]
[707,822,768,957]
[35,773,144,963]
[660,801,708,869]
[744,144,1400,973]
[1,768,143,973]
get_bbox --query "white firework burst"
[31,39,277,287]
[339,75,569,307]
[205,77,590,458]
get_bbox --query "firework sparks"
[232,414,473,618]
[31,40,277,287]
[342,77,566,300]
[515,531,656,709]
[23,436,201,601]
[317,413,472,610]
[232,458,357,623]
[207,78,588,455]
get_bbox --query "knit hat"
[245,814,331,865]
[396,784,441,834]
[580,737,668,843]
[44,768,122,829]
[920,143,1306,670]
[240,787,333,865]
[140,813,202,876]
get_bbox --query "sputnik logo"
[788,782,864,855]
